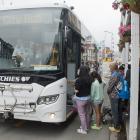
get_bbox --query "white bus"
[0,2,91,123]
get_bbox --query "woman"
[75,66,91,134]
[90,71,104,130]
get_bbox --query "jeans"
[76,99,91,131]
[110,97,123,129]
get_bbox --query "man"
[125,62,131,89]
[107,63,121,133]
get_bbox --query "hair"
[78,65,91,84]
[91,71,102,84]
[119,65,125,71]
[79,65,89,78]
[109,63,118,71]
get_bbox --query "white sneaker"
[77,128,87,134]
[80,126,88,131]
[109,127,120,133]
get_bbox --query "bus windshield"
[0,8,63,71]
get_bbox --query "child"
[90,71,104,130]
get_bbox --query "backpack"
[118,79,130,100]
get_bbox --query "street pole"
[129,12,139,140]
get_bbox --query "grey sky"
[66,0,121,47]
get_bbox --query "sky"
[65,0,121,48]
[0,0,121,49]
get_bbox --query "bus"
[102,47,113,62]
[0,2,91,123]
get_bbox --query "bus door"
[66,29,78,109]
[67,29,76,106]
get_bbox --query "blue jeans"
[110,97,123,129]
[76,99,91,131]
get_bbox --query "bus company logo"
[0,76,30,82]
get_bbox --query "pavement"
[125,114,140,140]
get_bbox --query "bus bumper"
[13,104,66,123]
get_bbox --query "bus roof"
[0,0,71,11]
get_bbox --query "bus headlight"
[37,94,59,105]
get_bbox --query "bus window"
[67,30,76,80]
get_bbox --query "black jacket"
[75,77,91,97]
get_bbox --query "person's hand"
[74,89,79,93]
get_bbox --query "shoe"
[109,127,120,133]
[91,125,102,130]
[92,123,96,126]
[77,128,87,134]
[80,126,88,131]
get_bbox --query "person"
[74,65,92,134]
[107,63,122,133]
[98,61,103,76]
[118,65,130,118]
[92,61,99,73]
[125,63,131,89]
[90,71,104,130]
[85,62,90,73]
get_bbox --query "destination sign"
[0,76,30,82]
[0,13,52,25]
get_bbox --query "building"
[81,36,98,68]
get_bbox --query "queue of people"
[74,62,130,135]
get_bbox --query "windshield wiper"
[1,67,34,71]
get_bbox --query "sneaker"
[80,126,88,131]
[77,128,87,134]
[109,127,120,133]
[92,123,96,126]
[91,125,102,130]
